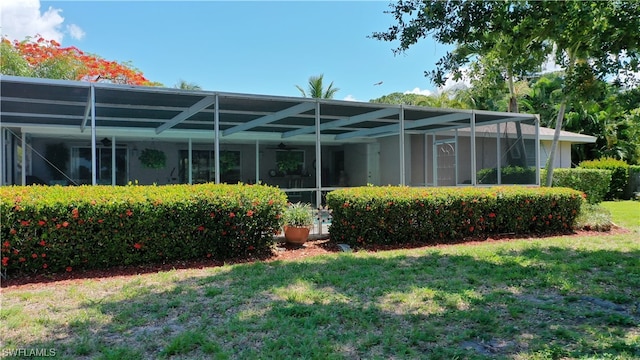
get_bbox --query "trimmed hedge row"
[477,166,537,184]
[0,184,287,276]
[326,186,584,247]
[541,168,611,204]
[579,158,629,200]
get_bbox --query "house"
[0,75,595,206]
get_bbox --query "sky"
[0,0,457,102]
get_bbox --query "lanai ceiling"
[0,75,537,144]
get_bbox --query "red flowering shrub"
[0,184,286,276]
[326,186,584,247]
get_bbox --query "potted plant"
[282,202,314,245]
[138,148,166,169]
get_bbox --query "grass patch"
[601,200,640,232]
[1,202,638,359]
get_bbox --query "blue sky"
[2,1,454,102]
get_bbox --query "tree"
[295,74,339,99]
[174,79,202,90]
[373,1,640,181]
[370,91,471,109]
[1,36,157,86]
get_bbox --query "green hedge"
[477,166,537,184]
[1,184,287,276]
[579,158,629,200]
[326,186,583,247]
[541,168,611,204]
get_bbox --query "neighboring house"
[0,76,595,205]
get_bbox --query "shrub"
[574,203,613,232]
[477,166,537,184]
[541,168,611,204]
[579,158,629,200]
[326,186,583,247]
[0,184,287,276]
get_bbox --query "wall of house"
[540,141,572,168]
[376,135,411,186]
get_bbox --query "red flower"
[469,226,475,232]
[488,212,496,218]
[19,257,26,262]
[72,208,79,219]
[229,212,236,218]
[133,243,142,249]
[12,249,18,255]
[210,212,215,218]
[42,264,48,269]
[66,266,73,272]
[9,228,17,235]
[32,253,38,259]
[62,221,69,228]
[41,253,46,258]
[126,209,133,217]
[98,219,104,223]
[1,257,8,266]
[268,199,274,205]
[247,210,254,217]
[548,214,553,219]
[2,241,9,248]
[197,226,205,231]
[38,220,46,226]
[247,245,255,251]
[20,220,30,227]
[39,240,46,246]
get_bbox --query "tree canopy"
[0,36,157,86]
[373,0,640,173]
[296,74,339,99]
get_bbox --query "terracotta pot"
[283,225,310,245]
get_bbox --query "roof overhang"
[1,75,543,144]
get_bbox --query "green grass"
[1,202,638,359]
[601,200,640,232]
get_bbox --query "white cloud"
[403,87,433,96]
[0,0,84,43]
[343,94,358,102]
[66,24,85,40]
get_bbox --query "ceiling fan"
[267,142,298,150]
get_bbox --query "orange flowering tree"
[0,36,158,86]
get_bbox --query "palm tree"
[174,79,202,90]
[296,74,339,99]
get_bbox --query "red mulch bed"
[0,227,629,291]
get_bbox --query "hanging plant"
[138,148,166,169]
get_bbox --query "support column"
[315,101,322,210]
[90,84,97,185]
[535,115,540,186]
[399,105,405,186]
[470,111,477,186]
[214,94,220,184]
[496,123,501,184]
[21,132,26,185]
[454,129,459,185]
[111,136,116,185]
[188,138,193,184]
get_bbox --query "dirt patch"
[0,227,627,291]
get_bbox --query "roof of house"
[0,75,594,145]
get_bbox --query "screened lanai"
[0,75,540,207]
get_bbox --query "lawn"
[1,202,638,359]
